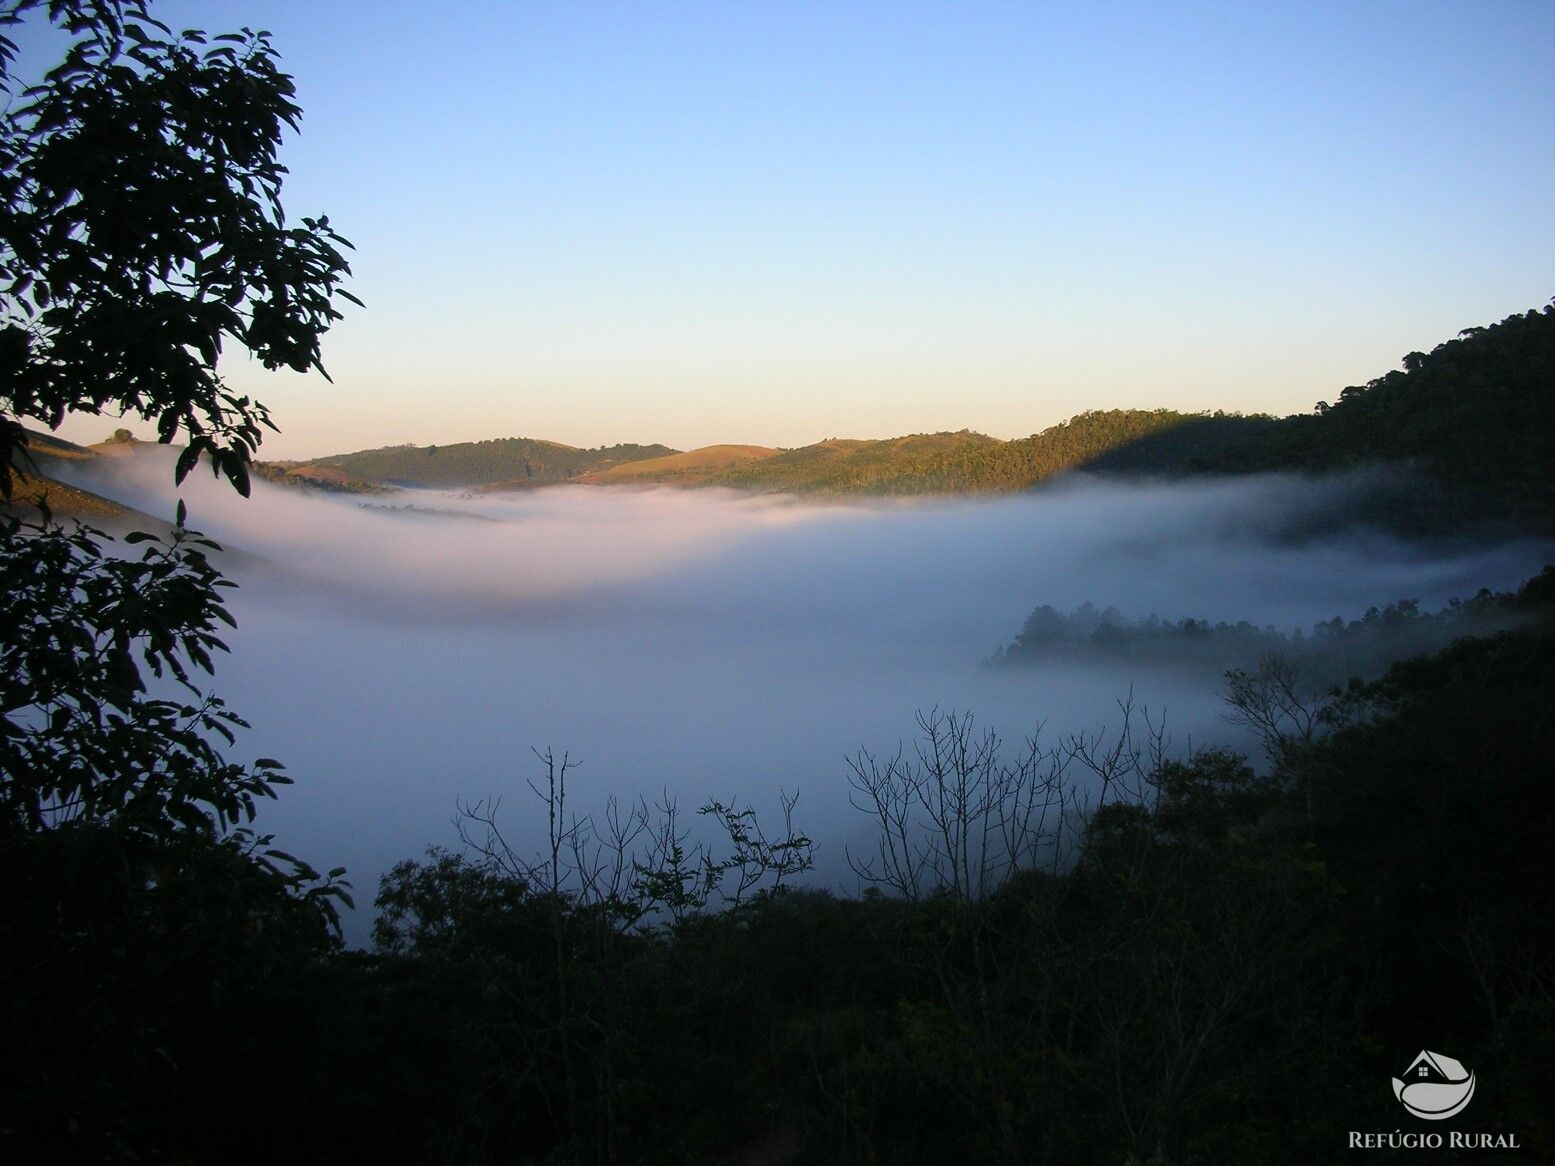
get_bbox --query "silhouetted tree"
[0,2,354,1157]
[0,0,358,495]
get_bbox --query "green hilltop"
[687,413,1203,495]
[291,436,678,489]
[579,444,781,486]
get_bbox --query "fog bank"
[49,451,1555,944]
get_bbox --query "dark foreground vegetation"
[4,561,1553,1163]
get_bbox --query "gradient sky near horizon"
[25,1,1555,459]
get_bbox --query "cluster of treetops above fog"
[991,575,1548,682]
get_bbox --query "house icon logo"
[1392,1050,1476,1121]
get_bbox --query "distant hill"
[573,445,780,487]
[209,300,1555,523]
[283,437,679,490]
[873,410,1210,494]
[678,412,1209,496]
[272,415,1243,498]
[254,461,391,495]
[22,430,98,463]
[693,431,1001,494]
[6,432,164,528]
[1083,303,1555,531]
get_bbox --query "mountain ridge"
[28,302,1552,532]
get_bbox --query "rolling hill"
[285,437,678,490]
[44,299,1547,532]
[5,433,128,521]
[674,412,1213,495]
[569,444,780,487]
[5,433,170,529]
[278,419,1215,498]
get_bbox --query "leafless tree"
[845,707,1071,903]
[1221,654,1336,822]
[843,702,1172,1165]
[452,746,813,1163]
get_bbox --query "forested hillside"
[992,584,1533,683]
[572,443,779,486]
[1087,304,1555,530]
[701,430,1003,493]
[1208,305,1555,482]
[862,409,1207,494]
[605,413,1204,495]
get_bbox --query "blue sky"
[29,1,1555,458]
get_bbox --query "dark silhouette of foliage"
[0,513,351,1161]
[237,576,1555,1164]
[0,0,359,496]
[993,585,1530,683]
[0,4,354,1159]
[3,510,264,832]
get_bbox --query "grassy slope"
[6,434,168,530]
[254,461,391,494]
[703,431,1002,494]
[582,444,780,485]
[306,437,679,489]
[5,469,132,521]
[696,413,1207,495]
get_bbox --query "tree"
[370,751,813,1162]
[0,3,356,1156]
[0,0,355,847]
[0,0,360,496]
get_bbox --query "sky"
[23,0,1555,458]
